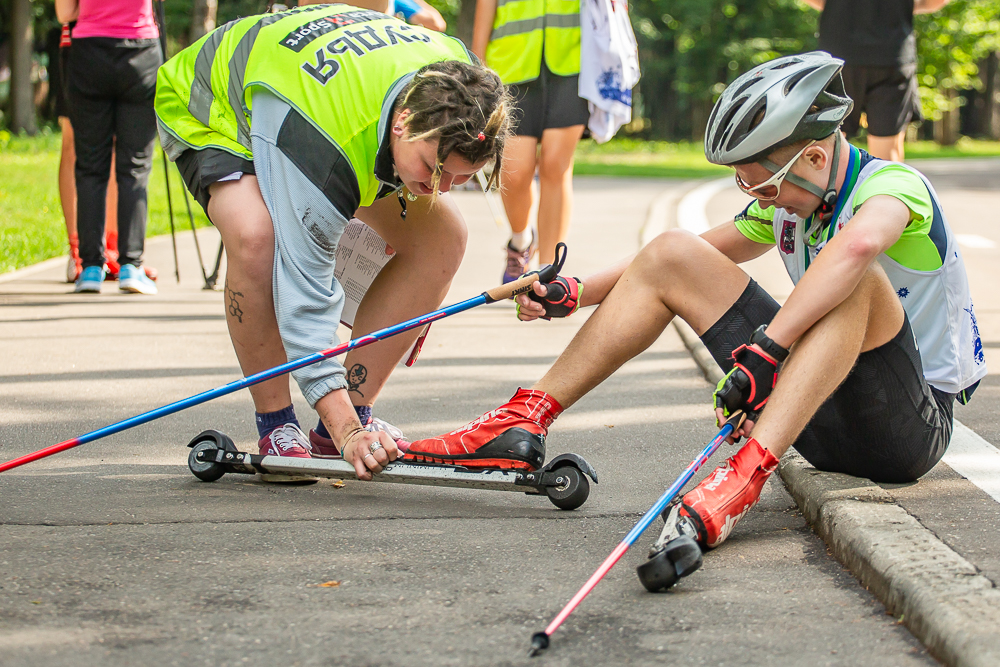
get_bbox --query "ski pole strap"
[483,242,568,303]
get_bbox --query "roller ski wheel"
[637,535,703,592]
[188,436,228,483]
[544,465,590,511]
[637,502,704,592]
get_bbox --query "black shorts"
[174,147,256,220]
[700,279,954,483]
[841,63,923,138]
[507,60,589,138]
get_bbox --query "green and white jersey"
[734,145,986,397]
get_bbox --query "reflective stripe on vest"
[486,0,580,85]
[155,5,473,207]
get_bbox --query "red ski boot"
[404,388,562,470]
[680,438,779,549]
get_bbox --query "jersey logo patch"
[966,305,986,365]
[779,221,795,254]
[280,10,386,52]
[896,287,909,299]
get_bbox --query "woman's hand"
[340,427,399,481]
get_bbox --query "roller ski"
[636,501,703,592]
[636,434,778,590]
[186,426,597,511]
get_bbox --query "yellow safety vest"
[156,4,473,209]
[485,0,581,85]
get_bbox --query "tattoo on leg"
[347,363,368,397]
[226,283,245,323]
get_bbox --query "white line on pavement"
[944,421,1000,505]
[955,234,997,249]
[675,178,731,234]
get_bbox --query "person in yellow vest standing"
[473,0,588,282]
[156,4,513,481]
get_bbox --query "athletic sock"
[256,405,299,439]
[314,405,372,440]
[509,228,533,252]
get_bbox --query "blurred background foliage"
[3,0,1000,142]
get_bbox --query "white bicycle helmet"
[704,51,854,166]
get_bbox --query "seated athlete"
[156,4,511,482]
[404,52,986,548]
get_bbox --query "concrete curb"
[645,181,1000,667]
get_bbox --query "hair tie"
[477,132,486,142]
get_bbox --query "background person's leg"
[351,192,468,407]
[113,43,160,268]
[58,117,80,282]
[536,124,584,264]
[68,42,114,271]
[208,176,293,414]
[866,132,906,161]
[500,136,539,240]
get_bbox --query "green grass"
[574,138,731,179]
[573,136,1000,179]
[0,129,211,274]
[4,130,1000,274]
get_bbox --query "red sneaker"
[680,438,779,549]
[404,388,561,470]
[258,424,312,458]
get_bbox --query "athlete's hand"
[340,427,398,481]
[713,343,778,442]
[515,276,583,321]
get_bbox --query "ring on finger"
[368,441,384,455]
[363,452,375,460]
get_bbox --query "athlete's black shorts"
[700,279,954,483]
[841,63,923,138]
[507,60,589,138]
[175,147,256,219]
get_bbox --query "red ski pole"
[528,411,745,656]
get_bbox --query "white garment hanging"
[578,0,640,143]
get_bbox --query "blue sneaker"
[502,230,536,284]
[74,265,105,293]
[118,263,158,295]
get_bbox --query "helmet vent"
[732,76,762,99]
[783,68,813,95]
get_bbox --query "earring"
[406,192,418,201]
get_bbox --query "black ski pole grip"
[483,243,570,303]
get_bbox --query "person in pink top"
[55,0,162,295]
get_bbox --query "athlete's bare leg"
[533,230,751,407]
[748,262,904,456]
[207,176,292,413]
[536,124,584,263]
[349,192,467,407]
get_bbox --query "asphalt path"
[0,176,942,665]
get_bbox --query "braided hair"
[396,60,512,198]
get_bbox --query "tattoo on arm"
[347,363,368,397]
[226,283,245,324]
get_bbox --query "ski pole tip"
[528,631,549,657]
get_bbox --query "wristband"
[749,325,789,363]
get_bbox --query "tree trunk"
[983,52,1000,140]
[9,0,37,135]
[190,0,219,44]
[934,89,960,146]
[455,0,477,52]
